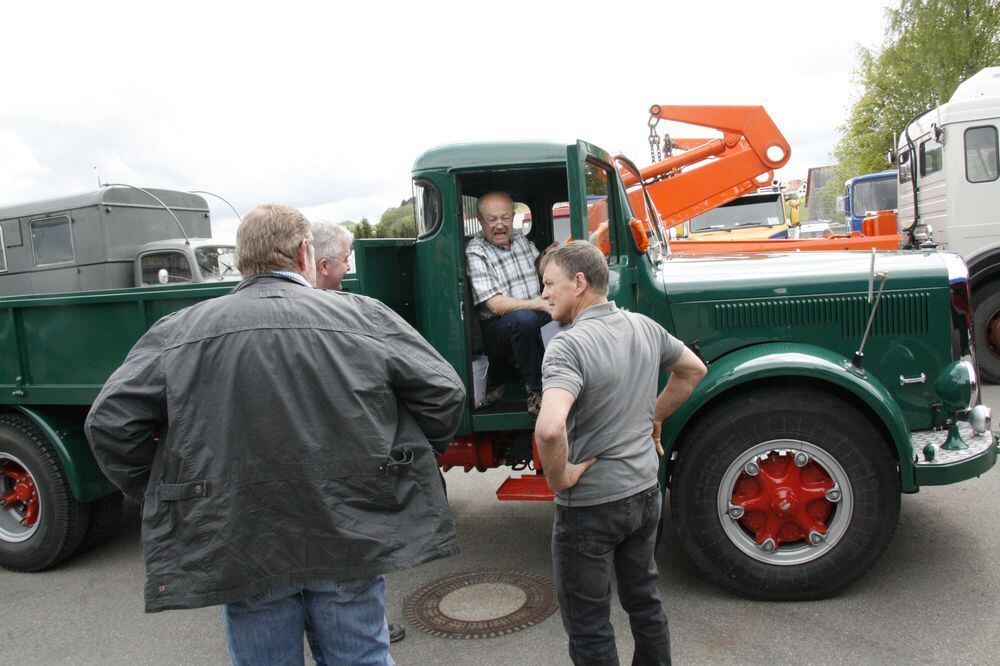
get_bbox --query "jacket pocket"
[158,479,211,501]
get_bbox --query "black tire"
[973,286,1000,384]
[0,415,90,571]
[670,386,900,601]
[77,492,124,554]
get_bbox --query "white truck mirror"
[157,268,169,285]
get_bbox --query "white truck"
[894,66,1000,382]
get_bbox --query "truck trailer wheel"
[973,287,1000,384]
[0,415,89,571]
[670,387,900,601]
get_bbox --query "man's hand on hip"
[558,458,597,490]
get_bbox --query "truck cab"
[842,170,898,233]
[135,239,240,286]
[676,188,793,241]
[895,66,1000,382]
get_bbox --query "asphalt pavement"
[3,386,998,665]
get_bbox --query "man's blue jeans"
[221,576,394,666]
[481,309,550,392]
[552,485,671,666]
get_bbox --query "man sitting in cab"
[465,191,551,417]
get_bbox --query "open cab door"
[567,141,666,311]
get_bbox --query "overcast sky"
[2,1,893,238]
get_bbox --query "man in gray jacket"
[86,203,465,665]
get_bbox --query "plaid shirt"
[466,230,540,320]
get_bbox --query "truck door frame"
[567,140,638,311]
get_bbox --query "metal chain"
[648,115,662,163]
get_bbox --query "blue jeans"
[221,576,394,666]
[481,309,550,392]
[552,485,671,666]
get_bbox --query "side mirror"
[886,148,896,165]
[788,200,801,227]
[157,268,170,285]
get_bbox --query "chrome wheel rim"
[717,439,853,566]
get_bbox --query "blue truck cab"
[842,170,898,232]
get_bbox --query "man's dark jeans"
[552,484,671,666]
[480,309,550,392]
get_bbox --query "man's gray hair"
[313,221,353,260]
[235,203,312,277]
[547,240,609,295]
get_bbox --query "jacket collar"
[232,271,313,293]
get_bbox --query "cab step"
[496,474,554,501]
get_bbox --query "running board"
[496,474,554,501]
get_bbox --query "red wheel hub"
[732,451,834,548]
[0,461,39,527]
[769,488,800,517]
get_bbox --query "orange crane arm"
[627,105,792,229]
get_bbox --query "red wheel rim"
[719,440,852,566]
[0,456,41,541]
[731,451,835,548]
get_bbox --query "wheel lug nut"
[727,503,745,519]
[808,531,825,545]
[825,488,842,502]
[760,538,776,552]
[794,452,809,467]
[744,461,760,476]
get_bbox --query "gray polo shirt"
[541,301,685,507]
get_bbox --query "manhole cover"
[404,570,558,639]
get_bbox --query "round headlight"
[934,360,976,413]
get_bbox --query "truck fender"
[660,342,917,493]
[965,242,1000,290]
[7,406,116,503]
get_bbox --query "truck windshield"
[689,198,783,233]
[852,178,897,217]
[195,246,240,279]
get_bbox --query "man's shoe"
[477,383,506,409]
[388,623,405,643]
[527,391,542,418]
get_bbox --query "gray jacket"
[85,274,465,612]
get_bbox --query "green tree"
[838,0,999,174]
[353,217,374,239]
[820,0,999,212]
[374,197,416,238]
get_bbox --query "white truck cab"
[895,67,1000,382]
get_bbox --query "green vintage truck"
[1,143,996,601]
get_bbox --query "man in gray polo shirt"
[535,241,707,665]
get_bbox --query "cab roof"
[412,141,570,172]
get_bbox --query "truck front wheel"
[973,286,1000,384]
[671,387,900,600]
[0,415,89,571]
